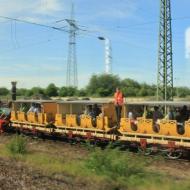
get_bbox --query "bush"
[84,147,165,189]
[6,135,27,155]
[85,147,145,179]
[0,87,9,96]
[76,89,87,97]
[86,74,120,96]
[45,83,58,97]
[59,86,78,97]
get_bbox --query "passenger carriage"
[119,101,190,158]
[9,99,190,159]
[10,99,118,140]
[10,100,57,133]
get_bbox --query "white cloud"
[97,1,137,19]
[34,0,63,15]
[185,27,190,60]
[0,1,30,15]
[76,0,138,23]
[0,0,64,23]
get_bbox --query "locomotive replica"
[1,99,190,159]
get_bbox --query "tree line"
[0,74,190,98]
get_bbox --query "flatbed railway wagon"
[10,99,118,141]
[119,101,190,158]
[9,100,190,159]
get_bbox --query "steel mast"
[157,0,173,101]
[66,3,78,87]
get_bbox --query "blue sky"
[0,0,190,89]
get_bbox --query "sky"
[0,0,190,89]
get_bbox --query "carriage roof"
[12,100,56,104]
[125,101,190,106]
[12,99,111,105]
[12,99,190,107]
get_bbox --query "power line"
[0,37,60,54]
[0,15,69,33]
[108,15,190,31]
[173,16,190,21]
[0,13,190,34]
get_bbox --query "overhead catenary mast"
[66,3,78,87]
[157,0,173,101]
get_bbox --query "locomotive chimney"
[11,81,17,101]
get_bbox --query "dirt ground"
[0,133,190,190]
[0,158,78,190]
[0,134,91,190]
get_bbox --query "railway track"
[1,128,190,163]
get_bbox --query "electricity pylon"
[66,3,78,87]
[157,0,173,101]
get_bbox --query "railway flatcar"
[10,99,118,140]
[7,99,190,159]
[119,101,190,158]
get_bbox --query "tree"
[121,78,140,89]
[177,87,190,98]
[25,89,33,97]
[122,87,138,97]
[97,88,111,97]
[0,87,9,96]
[59,86,78,97]
[86,74,120,96]
[45,83,58,97]
[121,78,140,97]
[30,87,45,96]
[17,88,28,96]
[59,87,68,97]
[66,87,77,96]
[76,89,87,97]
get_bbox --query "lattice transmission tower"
[157,0,173,101]
[66,3,78,87]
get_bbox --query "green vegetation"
[1,74,190,98]
[0,137,190,190]
[0,87,9,96]
[6,135,27,155]
[84,148,152,189]
[86,74,120,96]
[45,83,58,97]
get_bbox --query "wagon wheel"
[138,145,153,156]
[166,150,183,160]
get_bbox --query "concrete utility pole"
[98,37,112,74]
[157,0,173,101]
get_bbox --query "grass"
[6,135,27,155]
[0,136,190,190]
